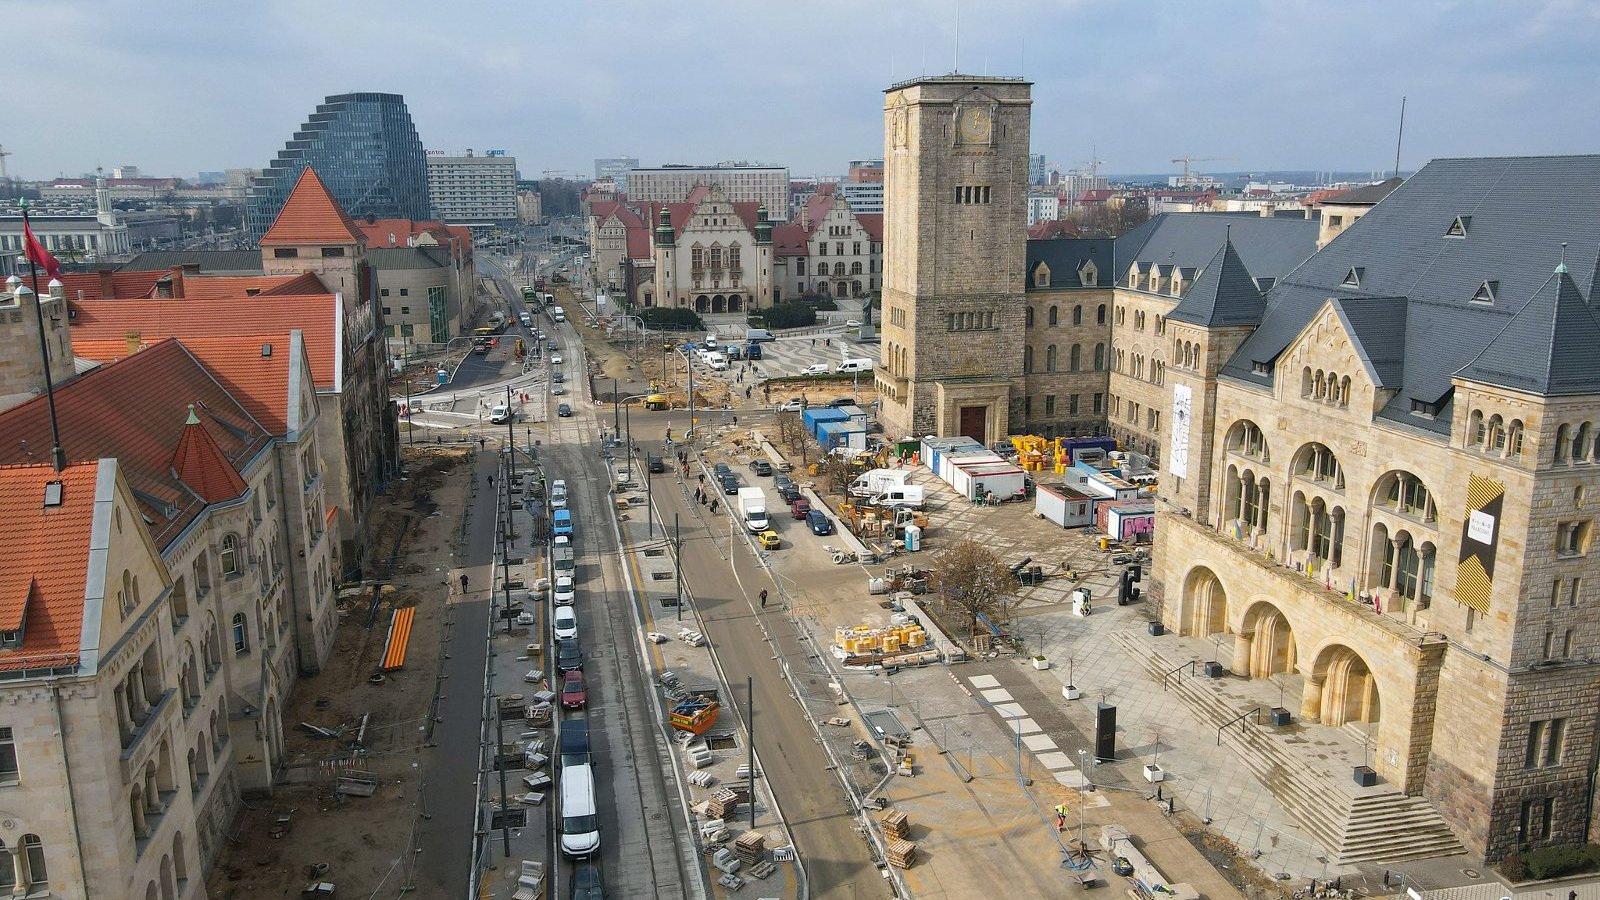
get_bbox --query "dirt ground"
[205,447,470,899]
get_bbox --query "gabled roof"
[1115,212,1318,285]
[70,294,340,390]
[1329,297,1409,389]
[1028,220,1081,240]
[176,334,303,434]
[260,167,367,246]
[171,405,249,503]
[54,270,164,300]
[856,214,883,241]
[120,251,265,274]
[0,461,102,671]
[771,223,810,257]
[0,339,272,549]
[1455,268,1600,396]
[1168,240,1265,327]
[180,272,327,299]
[1322,177,1403,206]
[1024,238,1115,290]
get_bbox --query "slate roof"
[120,251,265,274]
[1222,155,1600,431]
[260,168,367,246]
[1024,238,1116,290]
[1330,297,1408,388]
[1456,269,1600,396]
[1323,177,1403,206]
[367,246,451,270]
[1167,241,1265,327]
[0,339,271,550]
[1115,212,1318,285]
[0,461,102,671]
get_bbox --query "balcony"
[120,688,177,778]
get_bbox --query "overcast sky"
[8,0,1600,181]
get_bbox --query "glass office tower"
[246,92,432,241]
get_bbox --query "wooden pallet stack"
[879,809,909,841]
[886,839,918,869]
[733,830,765,865]
[706,788,739,820]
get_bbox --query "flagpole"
[19,199,67,472]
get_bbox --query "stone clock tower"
[875,75,1032,443]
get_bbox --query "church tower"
[876,75,1032,443]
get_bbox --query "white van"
[707,355,729,372]
[488,403,511,424]
[872,486,926,509]
[836,358,874,374]
[560,763,601,858]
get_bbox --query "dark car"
[719,473,740,495]
[774,475,799,503]
[713,463,731,478]
[571,864,604,900]
[561,670,588,709]
[745,343,763,360]
[553,371,565,383]
[557,638,584,672]
[547,339,558,351]
[749,459,773,477]
[807,508,834,535]
[558,403,573,417]
[827,397,856,407]
[647,454,665,474]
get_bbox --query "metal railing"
[1217,706,1263,746]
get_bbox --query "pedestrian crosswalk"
[966,674,1090,788]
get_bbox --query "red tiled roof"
[1079,189,1116,203]
[70,294,340,389]
[356,218,463,251]
[1028,220,1082,240]
[176,335,297,434]
[171,407,249,503]
[0,339,272,550]
[771,223,810,257]
[53,270,163,301]
[178,273,325,299]
[0,462,101,670]
[856,214,883,241]
[261,168,367,246]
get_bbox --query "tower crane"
[1170,154,1234,187]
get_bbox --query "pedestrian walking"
[759,589,768,608]
[459,573,470,594]
[811,338,816,347]
[694,487,704,504]
[710,498,719,514]
[1055,804,1068,831]
[700,493,708,507]
[698,472,706,486]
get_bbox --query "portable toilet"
[904,524,923,552]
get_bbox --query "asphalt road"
[412,448,497,894]
[631,410,895,900]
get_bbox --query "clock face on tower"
[958,107,991,144]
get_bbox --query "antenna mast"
[1393,96,1407,178]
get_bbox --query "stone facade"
[1020,246,1114,436]
[650,186,776,314]
[877,75,1033,445]
[0,278,75,414]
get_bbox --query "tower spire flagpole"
[18,198,67,472]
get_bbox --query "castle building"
[875,75,1034,445]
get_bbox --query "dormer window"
[0,630,19,649]
[1471,280,1499,304]
[1252,361,1271,375]
[1446,216,1471,238]
[1341,267,1365,289]
[1079,260,1098,286]
[1410,399,1440,419]
[1033,262,1051,289]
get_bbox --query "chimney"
[799,205,809,230]
[124,331,141,357]
[168,266,186,299]
[98,267,116,298]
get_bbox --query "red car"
[790,498,811,520]
[561,670,587,709]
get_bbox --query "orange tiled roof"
[0,462,101,671]
[178,273,326,299]
[856,214,883,241]
[260,167,367,246]
[53,270,163,300]
[0,339,272,549]
[69,294,339,389]
[171,406,249,503]
[178,335,297,434]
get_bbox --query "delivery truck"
[847,468,912,498]
[737,486,769,533]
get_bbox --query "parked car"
[745,344,763,360]
[757,530,781,550]
[790,498,811,519]
[571,864,604,900]
[558,403,573,417]
[713,463,731,478]
[553,574,576,605]
[550,479,569,509]
[553,605,578,641]
[557,639,584,672]
[551,353,564,365]
[827,397,855,407]
[807,509,834,535]
[716,473,738,495]
[561,670,588,709]
[846,319,862,328]
[800,363,830,377]
[749,459,773,476]
[553,371,565,383]
[776,399,805,412]
[774,474,798,502]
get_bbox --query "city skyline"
[7,0,1600,182]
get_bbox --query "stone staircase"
[1111,630,1462,864]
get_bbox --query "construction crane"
[1076,154,1105,179]
[0,145,11,180]
[541,169,574,180]
[1170,154,1234,187]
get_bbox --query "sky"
[7,0,1600,182]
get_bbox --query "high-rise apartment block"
[594,156,639,193]
[628,164,790,220]
[246,92,431,241]
[426,152,517,225]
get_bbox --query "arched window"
[1069,345,1081,372]
[1376,471,1437,523]
[1469,409,1486,447]
[1486,415,1506,453]
[850,261,862,275]
[231,613,249,654]
[1023,346,1033,374]
[1048,306,1059,326]
[1226,420,1269,461]
[1097,304,1106,325]
[1507,420,1525,459]
[1094,343,1106,370]
[1339,376,1351,407]
[1575,423,1592,463]
[1046,345,1057,373]
[1557,423,1572,463]
[833,262,846,277]
[220,534,238,576]
[1025,306,1034,328]
[1294,443,1344,489]
[1072,305,1083,325]
[22,834,46,887]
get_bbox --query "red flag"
[22,218,62,281]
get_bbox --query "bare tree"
[928,541,1021,641]
[775,410,802,450]
[819,454,855,495]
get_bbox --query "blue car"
[553,508,573,537]
[806,509,833,535]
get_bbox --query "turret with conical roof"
[654,206,675,248]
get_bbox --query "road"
[629,409,896,900]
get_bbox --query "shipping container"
[1036,483,1095,528]
[952,460,1026,502]
[1097,499,1156,541]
